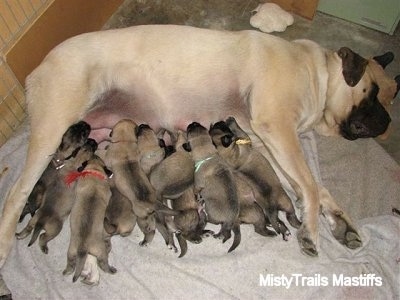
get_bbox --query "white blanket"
[0,123,399,299]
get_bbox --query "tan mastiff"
[0,25,399,264]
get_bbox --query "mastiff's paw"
[297,226,318,257]
[331,214,362,249]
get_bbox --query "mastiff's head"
[326,47,400,141]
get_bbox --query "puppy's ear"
[103,166,113,178]
[373,52,394,69]
[164,145,176,157]
[158,138,166,148]
[77,161,88,172]
[221,135,234,147]
[338,47,368,87]
[182,142,192,152]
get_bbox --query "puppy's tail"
[28,223,43,247]
[228,224,241,253]
[73,250,88,282]
[176,233,188,258]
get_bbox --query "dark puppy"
[63,151,115,282]
[16,122,91,253]
[148,130,208,255]
[173,187,210,258]
[209,117,301,239]
[186,122,241,253]
[136,124,166,175]
[105,119,177,246]
[104,183,136,237]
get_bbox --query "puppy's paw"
[168,243,178,253]
[297,226,318,257]
[331,215,362,249]
[139,240,148,247]
[282,230,291,241]
[40,245,49,254]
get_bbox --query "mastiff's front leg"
[250,120,320,256]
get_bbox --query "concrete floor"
[104,0,400,163]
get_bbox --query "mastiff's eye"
[362,88,367,93]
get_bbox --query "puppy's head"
[330,48,400,140]
[209,121,235,149]
[185,122,216,159]
[174,130,189,153]
[136,124,165,155]
[136,124,165,172]
[53,121,91,167]
[72,138,98,170]
[109,119,138,143]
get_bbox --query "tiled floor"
[104,0,400,163]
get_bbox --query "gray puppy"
[209,117,302,239]
[136,124,166,176]
[186,122,241,253]
[105,119,177,246]
[173,187,210,258]
[63,152,115,282]
[147,130,199,254]
[16,122,92,253]
[104,182,137,237]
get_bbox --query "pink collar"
[64,170,107,187]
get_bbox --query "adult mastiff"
[0,25,399,265]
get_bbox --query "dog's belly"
[84,84,251,144]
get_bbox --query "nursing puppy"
[63,152,115,282]
[210,118,302,238]
[173,187,210,258]
[105,119,176,246]
[136,124,166,175]
[148,130,197,252]
[1,25,399,264]
[104,183,136,237]
[15,122,92,253]
[186,122,241,253]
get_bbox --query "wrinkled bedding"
[0,123,399,299]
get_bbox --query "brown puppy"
[136,124,166,176]
[63,152,115,282]
[186,122,241,253]
[210,118,302,238]
[233,172,278,238]
[105,119,176,246]
[104,183,137,237]
[147,130,199,254]
[173,187,211,258]
[15,122,92,253]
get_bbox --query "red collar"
[64,170,107,187]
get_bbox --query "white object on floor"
[250,3,294,33]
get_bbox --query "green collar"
[194,156,214,173]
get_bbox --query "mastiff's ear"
[373,52,394,69]
[338,47,368,87]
